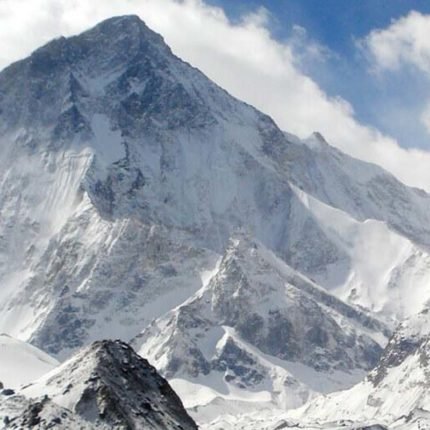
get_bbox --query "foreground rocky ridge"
[0,339,197,430]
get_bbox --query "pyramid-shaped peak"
[81,339,157,370]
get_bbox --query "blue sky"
[206,0,430,149]
[207,0,430,54]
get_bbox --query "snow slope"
[291,184,430,323]
[0,334,58,389]
[287,132,430,249]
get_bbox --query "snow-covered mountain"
[1,14,430,356]
[2,13,430,428]
[0,339,197,429]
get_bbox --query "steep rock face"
[134,235,388,415]
[16,340,197,430]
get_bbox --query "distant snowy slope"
[0,334,58,389]
[285,309,430,428]
[291,184,430,322]
[286,132,430,248]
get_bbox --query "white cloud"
[1,0,430,190]
[363,11,430,74]
[361,10,430,156]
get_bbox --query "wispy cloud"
[363,11,430,74]
[1,0,430,190]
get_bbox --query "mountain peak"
[86,14,159,42]
[0,334,59,390]
[27,13,168,71]
[102,14,143,25]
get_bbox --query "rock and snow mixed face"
[0,14,320,355]
[0,339,197,430]
[200,312,430,429]
[133,234,388,422]
[1,13,430,356]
